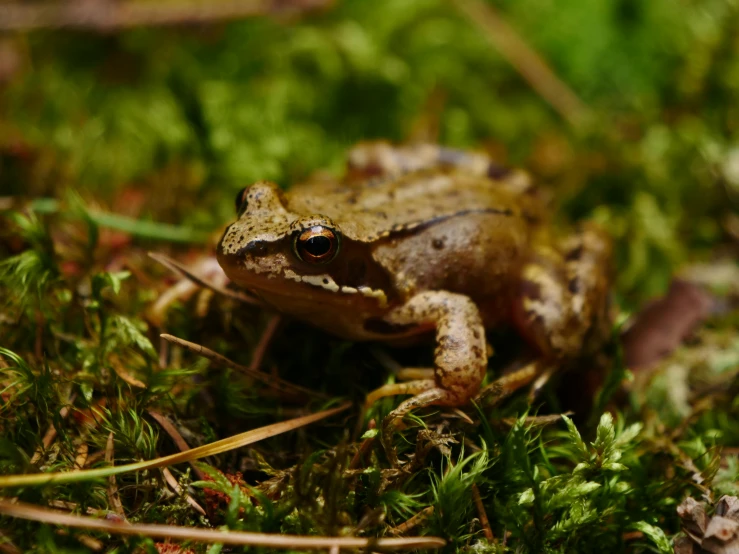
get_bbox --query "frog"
[217,141,612,463]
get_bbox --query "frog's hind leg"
[396,368,435,381]
[513,223,612,390]
[364,379,436,409]
[476,360,542,406]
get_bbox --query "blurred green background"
[2,0,737,306]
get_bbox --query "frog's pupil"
[304,235,331,256]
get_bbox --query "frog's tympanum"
[217,142,612,459]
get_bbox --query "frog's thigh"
[384,291,488,404]
[516,226,611,359]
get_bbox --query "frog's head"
[217,181,391,318]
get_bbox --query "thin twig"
[387,507,435,536]
[30,403,73,465]
[249,314,282,371]
[472,483,494,541]
[449,0,590,127]
[74,535,103,552]
[148,410,208,481]
[0,531,21,554]
[348,419,377,470]
[0,0,334,32]
[0,499,446,550]
[105,433,125,518]
[161,467,207,517]
[160,333,328,400]
[148,252,259,307]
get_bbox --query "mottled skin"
[217,142,612,461]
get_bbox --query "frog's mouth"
[243,267,389,310]
[217,247,390,312]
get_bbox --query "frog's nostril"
[237,240,268,257]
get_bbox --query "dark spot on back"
[487,163,512,180]
[432,238,445,250]
[520,279,543,301]
[566,245,584,261]
[568,278,581,294]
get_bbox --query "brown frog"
[217,142,612,459]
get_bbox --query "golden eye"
[294,226,339,264]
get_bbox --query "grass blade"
[0,403,349,488]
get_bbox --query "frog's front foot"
[366,291,487,466]
[380,386,465,467]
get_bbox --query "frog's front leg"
[367,291,488,465]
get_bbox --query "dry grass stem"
[449,0,590,127]
[249,314,282,371]
[0,0,333,32]
[387,506,435,536]
[105,432,125,518]
[148,410,208,481]
[0,531,21,554]
[148,252,260,307]
[0,403,349,488]
[29,403,72,465]
[349,419,377,470]
[161,467,207,517]
[472,483,494,540]
[74,534,103,551]
[160,333,328,400]
[0,499,446,550]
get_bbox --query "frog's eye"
[234,187,248,214]
[294,226,340,264]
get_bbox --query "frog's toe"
[380,387,463,467]
[475,361,540,407]
[364,379,436,410]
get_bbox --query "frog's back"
[286,168,544,242]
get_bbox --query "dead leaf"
[622,280,713,371]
